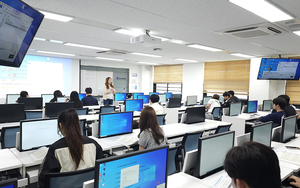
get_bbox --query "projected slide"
[0,55,72,98]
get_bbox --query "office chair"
[44,167,94,188]
[180,131,203,159]
[215,124,232,134]
[75,108,88,115]
[79,119,87,136]
[100,106,115,114]
[25,111,43,120]
[212,107,221,121]
[157,114,166,126]
[167,145,181,176]
[0,126,20,149]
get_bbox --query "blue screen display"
[1,185,14,188]
[257,58,300,80]
[248,101,258,113]
[97,147,168,188]
[115,93,127,101]
[164,92,172,99]
[133,93,144,99]
[99,112,133,137]
[126,100,143,111]
[150,92,159,96]
[137,95,149,104]
[78,93,86,100]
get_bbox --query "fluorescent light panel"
[174,58,198,63]
[151,35,171,41]
[187,44,223,52]
[293,31,300,36]
[230,53,254,58]
[50,40,64,44]
[169,39,186,44]
[34,38,46,41]
[95,57,124,61]
[130,52,162,58]
[136,62,159,65]
[36,50,76,56]
[114,28,144,36]
[64,43,110,51]
[229,0,292,22]
[39,11,73,22]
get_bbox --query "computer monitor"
[137,95,149,104]
[57,97,68,102]
[150,92,159,96]
[0,104,25,123]
[203,96,211,106]
[185,106,205,124]
[115,93,127,101]
[94,146,168,188]
[133,93,144,99]
[20,118,61,151]
[41,94,53,107]
[186,95,197,106]
[195,131,235,179]
[78,93,86,100]
[45,102,75,118]
[262,100,272,111]
[158,94,167,103]
[168,98,181,108]
[125,100,143,112]
[99,112,133,138]
[219,95,224,103]
[281,115,297,143]
[229,102,242,116]
[0,178,18,188]
[6,94,19,104]
[250,121,273,147]
[17,97,43,110]
[165,92,172,99]
[247,100,258,113]
[172,94,182,100]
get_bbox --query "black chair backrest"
[215,124,232,134]
[157,114,166,126]
[100,106,115,114]
[181,131,203,154]
[76,108,89,115]
[0,126,20,149]
[167,145,181,176]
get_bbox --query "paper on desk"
[277,151,300,164]
[29,147,49,161]
[114,136,138,146]
[213,175,232,188]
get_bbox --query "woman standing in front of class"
[103,77,116,106]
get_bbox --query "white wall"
[71,59,80,92]
[139,65,153,93]
[182,63,204,101]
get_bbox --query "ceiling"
[23,0,300,65]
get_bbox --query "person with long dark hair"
[67,91,83,108]
[16,91,28,103]
[103,77,115,105]
[50,90,63,103]
[38,109,103,187]
[138,106,167,150]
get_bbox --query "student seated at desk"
[259,97,286,125]
[81,87,98,106]
[221,92,236,108]
[50,90,63,103]
[271,95,296,117]
[38,109,103,188]
[16,91,29,103]
[138,106,167,150]
[66,91,83,108]
[224,141,281,188]
[150,94,165,114]
[228,90,240,103]
[205,94,220,119]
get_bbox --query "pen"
[285,146,300,150]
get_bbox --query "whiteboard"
[80,70,113,95]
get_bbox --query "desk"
[164,105,203,124]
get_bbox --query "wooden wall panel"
[286,57,300,104]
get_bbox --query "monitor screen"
[197,131,235,178]
[158,94,166,103]
[203,97,211,106]
[229,102,242,116]
[57,97,67,102]
[164,92,172,99]
[186,95,197,106]
[6,94,19,104]
[41,94,53,107]
[115,93,127,101]
[133,93,144,99]
[21,118,61,151]
[0,0,44,68]
[185,106,205,124]
[150,92,159,96]
[137,95,149,104]
[78,93,86,100]
[94,146,168,188]
[263,100,272,111]
[45,102,75,118]
[0,178,17,188]
[168,97,181,108]
[257,58,300,80]
[125,100,143,112]
[282,115,297,143]
[17,97,42,110]
[0,103,25,123]
[251,121,273,147]
[99,112,133,138]
[247,100,258,113]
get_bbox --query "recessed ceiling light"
[95,57,124,61]
[230,53,254,58]
[113,28,144,36]
[169,39,186,44]
[34,38,46,41]
[64,43,110,51]
[39,11,73,22]
[229,0,292,22]
[174,58,198,63]
[36,50,76,56]
[293,31,300,36]
[151,35,171,41]
[50,40,64,44]
[136,62,160,65]
[130,52,162,58]
[187,44,223,52]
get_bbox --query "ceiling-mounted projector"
[130,35,161,47]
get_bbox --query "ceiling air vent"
[97,49,128,56]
